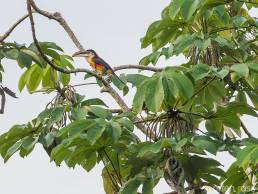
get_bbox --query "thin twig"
[27,2,101,79]
[178,110,209,119]
[241,120,253,138]
[26,0,150,139]
[103,149,122,185]
[165,182,224,194]
[181,76,216,106]
[0,88,5,114]
[72,83,98,87]
[28,0,83,50]
[113,65,162,72]
[0,13,32,42]
[99,152,120,192]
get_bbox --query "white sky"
[0,1,257,194]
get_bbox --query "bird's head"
[72,49,98,58]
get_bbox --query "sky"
[0,1,257,194]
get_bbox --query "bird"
[72,49,125,84]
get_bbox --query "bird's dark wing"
[93,57,113,71]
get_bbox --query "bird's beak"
[72,50,88,57]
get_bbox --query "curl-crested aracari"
[72,49,124,84]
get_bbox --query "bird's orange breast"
[86,56,96,68]
[95,64,105,72]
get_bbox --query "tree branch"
[26,0,150,138]
[28,0,83,50]
[165,182,224,194]
[241,120,253,138]
[0,13,31,43]
[113,65,162,72]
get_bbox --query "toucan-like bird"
[72,49,124,84]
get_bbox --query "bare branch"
[0,88,5,114]
[113,65,163,72]
[72,83,98,87]
[26,0,150,138]
[241,120,253,138]
[28,0,83,50]
[26,2,101,80]
[0,13,31,43]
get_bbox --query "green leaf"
[4,141,22,162]
[203,0,229,10]
[200,173,220,185]
[40,42,64,52]
[139,55,151,66]
[26,64,43,92]
[236,145,257,166]
[133,82,148,113]
[116,118,134,131]
[205,119,223,136]
[88,106,110,119]
[71,108,87,120]
[82,98,108,107]
[60,73,70,86]
[189,64,210,81]
[20,136,38,157]
[38,107,65,128]
[181,0,201,21]
[222,114,241,133]
[247,63,258,72]
[50,144,71,165]
[166,69,194,99]
[142,178,154,194]
[119,176,144,194]
[110,121,122,142]
[87,124,106,145]
[126,74,149,87]
[49,107,65,124]
[42,65,56,88]
[58,120,94,137]
[81,151,97,172]
[138,142,161,157]
[149,51,161,64]
[231,64,249,77]
[232,16,247,28]
[44,132,56,147]
[18,69,30,92]
[173,34,196,54]
[195,38,211,51]
[192,136,221,155]
[17,52,32,68]
[42,48,60,60]
[60,55,74,69]
[20,49,42,66]
[214,68,229,79]
[174,138,188,152]
[21,136,38,151]
[162,75,177,107]
[145,76,164,112]
[4,49,19,60]
[169,0,185,19]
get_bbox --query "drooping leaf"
[145,75,164,112]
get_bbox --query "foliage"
[0,0,258,194]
